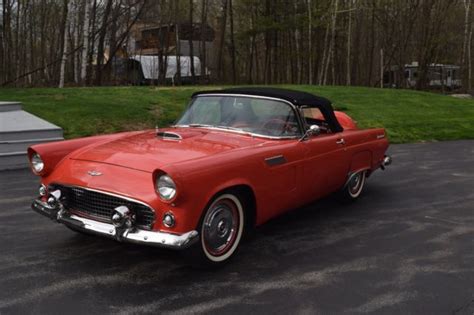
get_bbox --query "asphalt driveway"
[0,140,473,314]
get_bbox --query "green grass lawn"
[0,85,473,144]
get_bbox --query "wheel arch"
[349,150,373,176]
[200,183,257,231]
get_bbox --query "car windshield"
[175,95,301,137]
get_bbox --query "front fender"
[28,132,139,177]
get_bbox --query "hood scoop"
[157,131,182,141]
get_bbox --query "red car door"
[299,132,351,203]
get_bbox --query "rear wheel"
[341,170,367,201]
[184,193,245,267]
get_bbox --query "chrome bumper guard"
[31,199,198,249]
[381,155,392,170]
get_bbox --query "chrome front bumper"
[31,199,198,249]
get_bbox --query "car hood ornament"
[87,170,102,176]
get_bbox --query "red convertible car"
[29,87,391,265]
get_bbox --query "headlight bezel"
[31,152,45,174]
[156,173,177,201]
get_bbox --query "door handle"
[336,138,345,145]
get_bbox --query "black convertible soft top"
[192,87,343,132]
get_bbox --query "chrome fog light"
[163,212,175,228]
[47,189,61,207]
[111,206,135,228]
[47,197,56,207]
[39,184,47,196]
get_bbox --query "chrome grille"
[51,184,155,229]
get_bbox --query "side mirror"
[308,125,320,136]
[299,125,320,141]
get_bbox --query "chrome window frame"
[173,93,306,140]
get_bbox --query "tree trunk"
[95,0,113,86]
[293,1,301,84]
[380,48,383,88]
[188,0,195,82]
[200,0,208,83]
[80,0,90,85]
[366,1,375,86]
[323,0,338,85]
[229,0,236,83]
[216,0,228,80]
[87,0,97,85]
[318,12,330,85]
[462,0,472,90]
[175,0,182,85]
[346,0,352,86]
[73,0,81,84]
[469,22,473,90]
[307,0,312,84]
[59,0,70,88]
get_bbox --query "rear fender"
[335,111,358,130]
[349,150,372,176]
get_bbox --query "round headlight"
[31,153,44,173]
[156,174,176,201]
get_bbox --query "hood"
[70,128,265,172]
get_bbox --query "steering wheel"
[262,118,293,134]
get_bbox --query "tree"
[80,0,91,85]
[462,0,473,90]
[188,0,195,82]
[59,0,71,88]
[216,0,228,80]
[95,0,113,86]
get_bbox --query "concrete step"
[0,103,64,170]
[0,110,63,141]
[0,152,30,170]
[0,101,22,112]
[0,137,64,154]
[0,128,63,142]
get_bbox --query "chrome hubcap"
[349,173,363,194]
[203,199,239,256]
[217,219,228,236]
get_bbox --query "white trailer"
[130,55,207,83]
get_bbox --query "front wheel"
[184,193,245,267]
